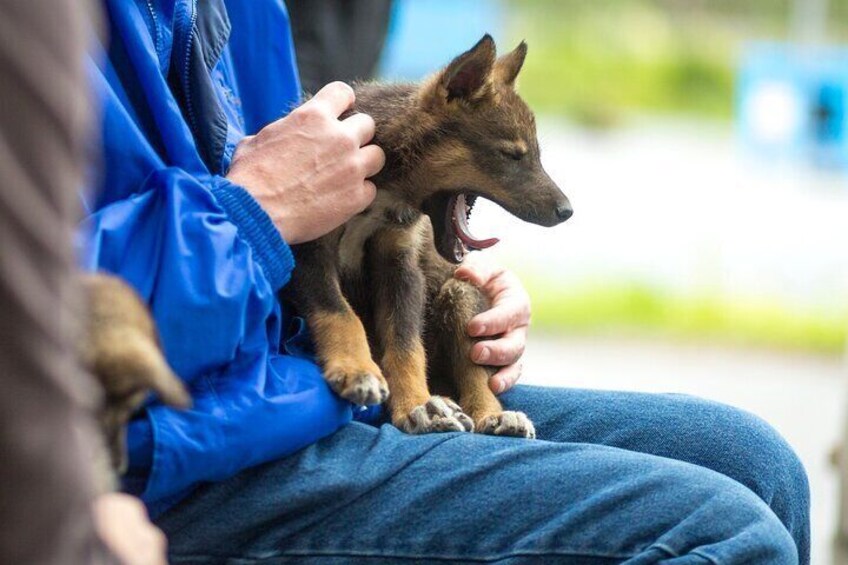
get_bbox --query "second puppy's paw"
[396,396,475,434]
[477,411,536,439]
[325,364,389,406]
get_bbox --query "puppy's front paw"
[325,362,389,406]
[477,411,536,439]
[396,396,474,434]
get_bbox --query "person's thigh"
[500,385,810,562]
[158,421,795,564]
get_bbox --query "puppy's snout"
[556,204,573,222]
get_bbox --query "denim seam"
[171,548,634,563]
[647,542,680,558]
[644,543,719,565]
[690,549,722,564]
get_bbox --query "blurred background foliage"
[509,0,847,125]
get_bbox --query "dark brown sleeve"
[286,0,393,94]
[0,1,115,563]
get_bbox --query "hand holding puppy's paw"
[396,396,474,434]
[325,364,389,406]
[477,411,536,439]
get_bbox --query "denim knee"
[649,468,799,565]
[679,396,810,562]
[693,399,806,497]
[762,519,800,565]
[703,492,799,565]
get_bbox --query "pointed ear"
[494,41,527,86]
[439,34,497,102]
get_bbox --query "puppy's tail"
[94,330,192,409]
[127,334,192,409]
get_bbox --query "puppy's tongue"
[452,194,499,250]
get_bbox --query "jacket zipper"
[143,0,161,60]
[180,0,199,136]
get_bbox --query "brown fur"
[78,273,191,487]
[380,342,430,422]
[311,310,389,405]
[283,35,571,437]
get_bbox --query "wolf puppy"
[283,35,571,437]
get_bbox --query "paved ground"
[522,335,845,564]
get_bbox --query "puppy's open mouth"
[425,193,499,263]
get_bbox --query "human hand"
[93,493,168,565]
[454,258,530,395]
[226,82,386,244]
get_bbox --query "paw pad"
[326,369,389,406]
[399,396,474,434]
[477,411,536,439]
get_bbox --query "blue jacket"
[81,0,376,516]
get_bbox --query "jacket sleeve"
[81,164,353,509]
[80,27,352,510]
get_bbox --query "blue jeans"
[157,386,809,564]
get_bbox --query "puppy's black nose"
[556,205,573,222]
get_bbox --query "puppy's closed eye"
[498,140,528,161]
[500,148,525,160]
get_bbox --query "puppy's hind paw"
[397,396,474,434]
[325,366,389,406]
[477,411,536,439]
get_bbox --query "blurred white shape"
[470,117,848,312]
[744,81,805,145]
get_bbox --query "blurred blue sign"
[738,43,848,169]
[378,0,504,81]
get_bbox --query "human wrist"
[225,167,305,244]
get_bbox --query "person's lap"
[157,385,809,564]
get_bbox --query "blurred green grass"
[526,278,848,356]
